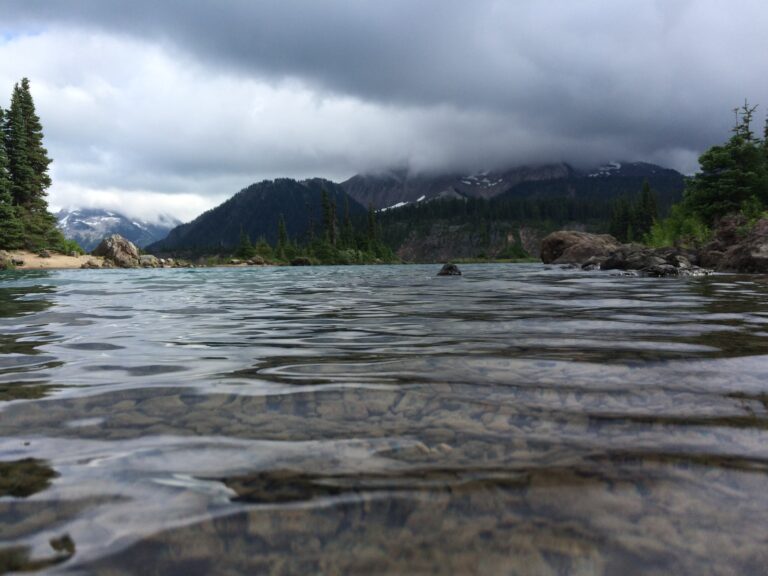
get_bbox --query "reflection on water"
[1,265,768,574]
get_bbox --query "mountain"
[375,162,686,262]
[56,208,181,252]
[342,161,684,212]
[148,178,366,254]
[341,164,575,210]
[144,161,685,261]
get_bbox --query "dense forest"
[0,78,73,252]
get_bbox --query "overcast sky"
[1,1,767,222]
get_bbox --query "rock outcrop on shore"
[540,231,709,277]
[699,215,768,273]
[540,231,621,265]
[92,235,141,268]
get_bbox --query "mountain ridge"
[56,208,181,252]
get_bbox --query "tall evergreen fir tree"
[18,78,53,207]
[0,107,25,249]
[342,196,354,248]
[366,204,377,247]
[634,180,658,237]
[277,213,288,257]
[4,78,61,249]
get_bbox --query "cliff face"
[394,221,548,262]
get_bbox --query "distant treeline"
[377,174,680,250]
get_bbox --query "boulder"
[92,235,140,268]
[702,217,768,273]
[139,255,160,268]
[248,255,266,266]
[37,249,52,258]
[437,263,462,276]
[291,257,312,266]
[80,259,102,269]
[541,230,711,277]
[540,231,621,264]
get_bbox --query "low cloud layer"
[2,1,767,221]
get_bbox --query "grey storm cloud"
[2,0,768,219]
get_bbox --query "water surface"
[1,264,768,574]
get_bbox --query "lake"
[1,264,768,575]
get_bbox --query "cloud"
[2,1,768,219]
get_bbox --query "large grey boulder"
[540,231,621,264]
[92,234,140,268]
[139,255,160,268]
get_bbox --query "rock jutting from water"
[540,231,710,277]
[437,263,462,276]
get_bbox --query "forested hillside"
[148,178,368,254]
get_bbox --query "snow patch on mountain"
[56,208,181,252]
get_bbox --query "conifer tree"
[367,204,377,247]
[236,228,255,259]
[4,78,60,249]
[634,180,658,237]
[0,107,25,249]
[684,101,768,223]
[342,195,354,248]
[277,213,288,257]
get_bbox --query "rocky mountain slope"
[56,208,181,252]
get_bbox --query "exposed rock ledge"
[540,231,709,277]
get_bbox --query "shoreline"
[2,251,104,270]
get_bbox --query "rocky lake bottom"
[1,264,768,575]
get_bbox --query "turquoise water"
[1,264,768,574]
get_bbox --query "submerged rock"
[0,458,58,498]
[92,234,140,268]
[437,263,462,276]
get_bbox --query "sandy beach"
[2,250,104,270]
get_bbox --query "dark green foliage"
[684,102,768,224]
[608,181,659,242]
[321,189,338,246]
[276,213,288,257]
[150,178,366,253]
[1,78,61,251]
[235,228,255,259]
[0,108,25,249]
